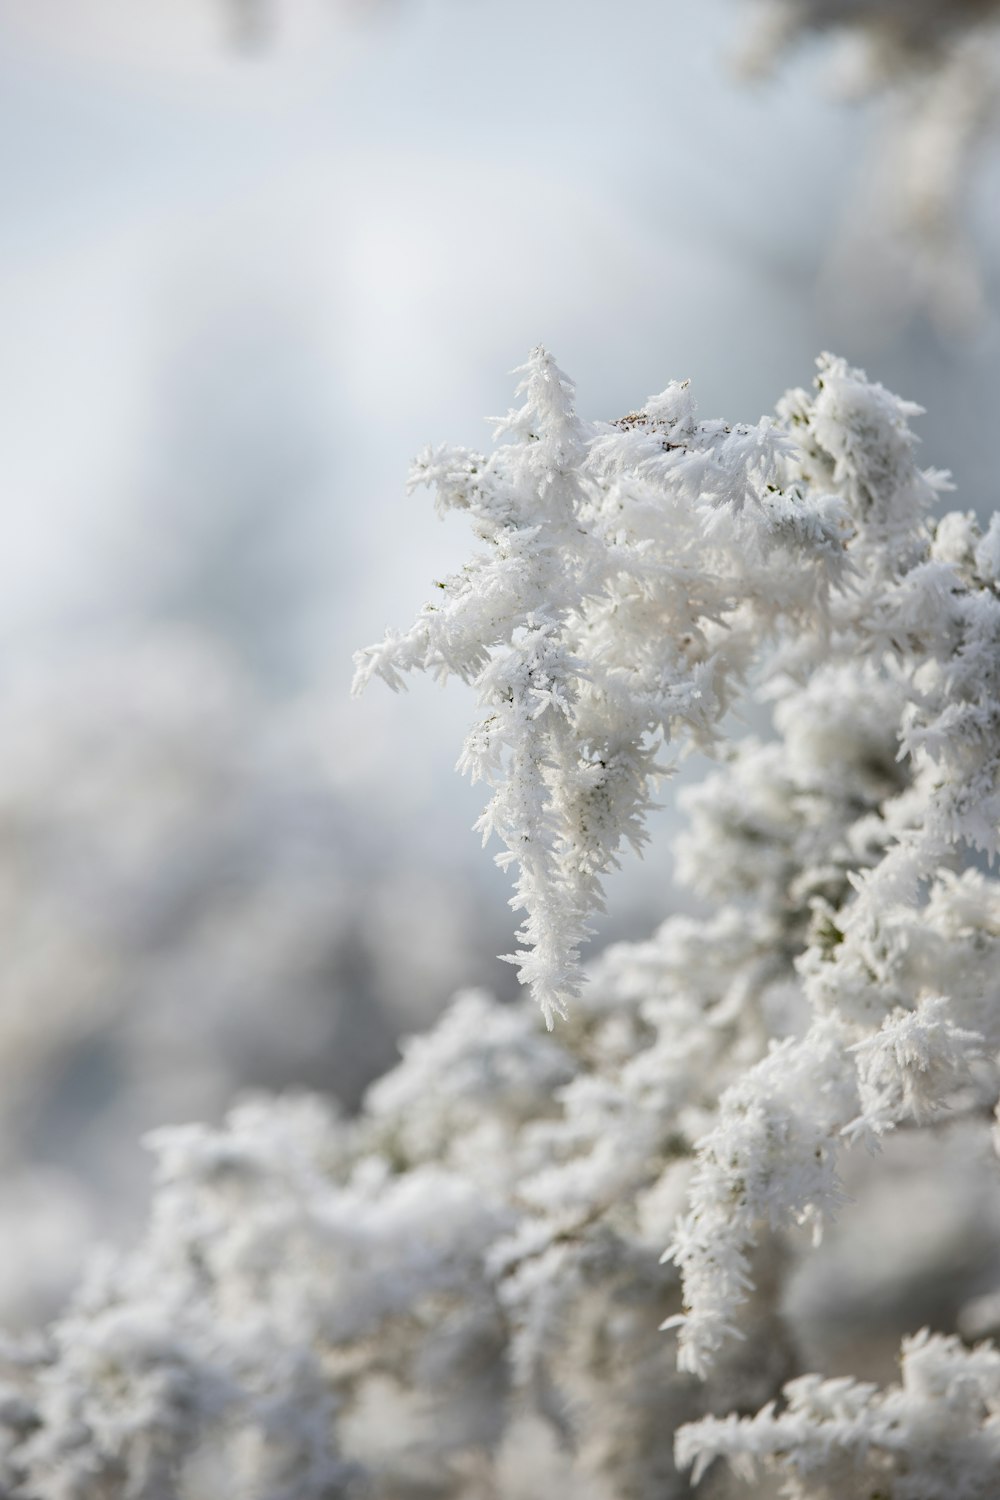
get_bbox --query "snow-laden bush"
[4,350,1000,1498]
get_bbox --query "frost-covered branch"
[362,350,1000,1377]
[356,349,850,1022]
[665,354,1000,1374]
[677,1328,1000,1499]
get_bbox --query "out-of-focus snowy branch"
[741,0,1000,331]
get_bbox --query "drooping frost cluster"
[5,350,1000,1498]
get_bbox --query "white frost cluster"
[355,350,849,1023]
[6,351,1000,1498]
[677,1328,1000,1498]
[361,348,1000,1396]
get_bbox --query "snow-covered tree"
[2,348,999,1498]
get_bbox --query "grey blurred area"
[0,0,1000,1347]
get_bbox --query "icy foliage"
[355,350,849,1023]
[361,350,1000,1380]
[8,351,1000,1497]
[677,1328,1000,1498]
